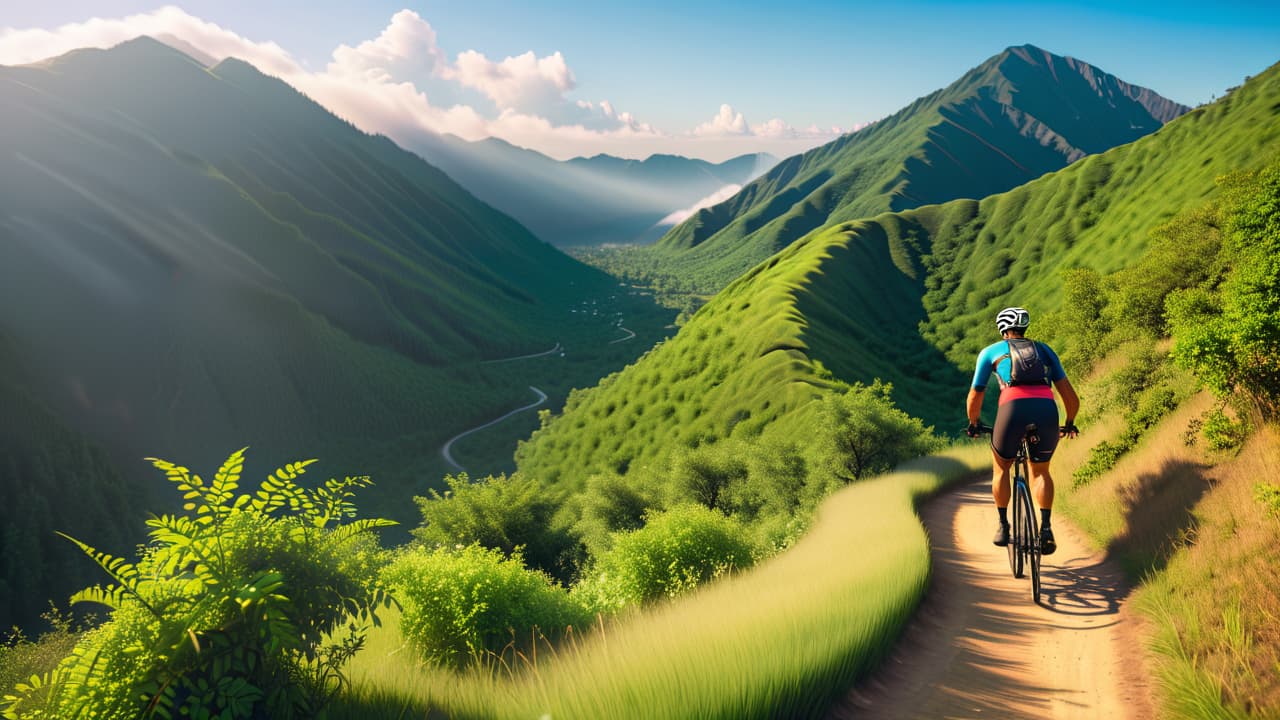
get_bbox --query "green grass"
[333,446,988,719]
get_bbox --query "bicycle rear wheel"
[1009,478,1024,578]
[1017,482,1040,603]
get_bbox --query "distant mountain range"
[0,37,657,625]
[633,44,1191,292]
[409,133,776,246]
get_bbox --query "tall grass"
[1051,349,1280,719]
[334,446,988,719]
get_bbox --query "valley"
[1,13,1278,720]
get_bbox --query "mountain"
[409,133,775,246]
[515,58,1279,488]
[625,45,1190,293]
[0,37,669,626]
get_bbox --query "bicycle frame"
[978,422,1042,603]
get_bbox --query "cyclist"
[966,307,1079,555]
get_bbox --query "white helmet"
[996,307,1030,334]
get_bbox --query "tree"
[1170,161,1280,418]
[811,382,943,483]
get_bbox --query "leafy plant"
[381,544,588,668]
[573,504,756,614]
[1254,483,1280,519]
[411,473,578,583]
[1,449,395,720]
[1170,161,1280,418]
[811,382,944,484]
[1200,408,1250,451]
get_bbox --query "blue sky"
[4,1,1278,160]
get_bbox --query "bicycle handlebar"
[966,422,1078,438]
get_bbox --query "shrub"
[1200,408,1251,451]
[1105,205,1224,336]
[811,382,944,483]
[1045,267,1111,373]
[1170,161,1280,418]
[1255,483,1280,519]
[1,449,394,720]
[666,443,749,512]
[570,472,664,560]
[381,545,588,668]
[1073,362,1187,487]
[0,606,87,702]
[573,505,756,614]
[412,473,577,583]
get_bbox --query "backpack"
[994,338,1051,388]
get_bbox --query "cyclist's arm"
[969,344,998,425]
[966,387,984,425]
[1054,377,1080,423]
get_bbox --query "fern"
[4,449,395,720]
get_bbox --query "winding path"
[832,477,1154,720]
[440,386,547,474]
[608,324,636,344]
[480,342,562,364]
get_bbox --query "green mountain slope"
[617,45,1188,294]
[0,37,668,621]
[515,59,1278,487]
[410,134,775,246]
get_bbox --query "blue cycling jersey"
[972,339,1066,390]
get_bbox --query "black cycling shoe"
[993,522,1010,547]
[1040,527,1057,555]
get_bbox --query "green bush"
[811,382,944,483]
[1105,206,1224,337]
[1073,360,1187,488]
[1170,161,1280,418]
[573,505,757,614]
[1043,267,1111,373]
[1096,341,1166,415]
[412,473,577,583]
[667,443,749,512]
[0,607,87,703]
[381,544,588,668]
[570,472,664,560]
[2,449,394,720]
[1255,483,1280,518]
[1201,408,1251,451]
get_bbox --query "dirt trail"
[832,477,1155,720]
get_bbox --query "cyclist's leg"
[1029,460,1054,510]
[1025,399,1060,510]
[989,401,1020,545]
[1026,399,1060,554]
[991,449,1013,505]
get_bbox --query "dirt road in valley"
[440,386,547,474]
[832,477,1155,720]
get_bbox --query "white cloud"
[658,184,743,226]
[327,9,445,82]
[452,49,575,115]
[694,104,749,136]
[0,5,299,76]
[0,8,857,162]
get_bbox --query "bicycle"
[974,422,1042,604]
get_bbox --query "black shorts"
[991,398,1059,463]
